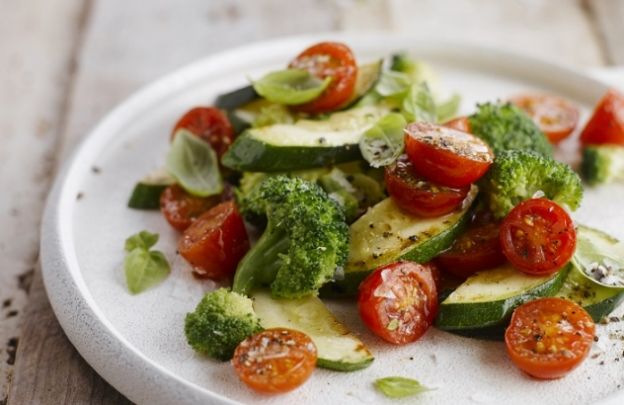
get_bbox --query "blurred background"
[1,0,623,403]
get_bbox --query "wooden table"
[2,0,623,403]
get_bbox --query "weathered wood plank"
[8,270,132,405]
[587,0,624,65]
[373,0,606,66]
[0,0,86,402]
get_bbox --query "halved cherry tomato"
[436,218,506,279]
[580,89,624,146]
[160,184,220,231]
[232,328,317,393]
[505,297,595,379]
[499,198,576,276]
[404,122,494,188]
[510,94,579,143]
[443,116,471,133]
[385,155,470,217]
[358,261,438,345]
[172,107,234,158]
[288,42,357,114]
[178,200,249,280]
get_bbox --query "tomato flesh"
[232,328,317,393]
[178,200,249,280]
[385,155,470,218]
[358,261,438,345]
[505,297,595,379]
[289,42,357,114]
[172,107,235,158]
[510,94,579,144]
[443,116,471,133]
[580,89,624,146]
[404,122,494,188]
[500,198,576,276]
[436,218,506,279]
[160,184,220,231]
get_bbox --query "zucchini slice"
[222,105,390,172]
[214,85,258,111]
[573,225,624,289]
[341,59,383,108]
[252,291,374,371]
[321,186,478,297]
[556,225,624,321]
[127,169,175,209]
[557,263,624,322]
[435,263,569,331]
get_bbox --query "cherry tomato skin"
[160,184,220,231]
[404,122,494,188]
[289,42,358,114]
[385,155,470,218]
[178,201,249,280]
[358,261,438,345]
[443,116,471,133]
[510,94,579,144]
[499,199,576,276]
[580,89,624,146]
[436,221,506,279]
[232,328,317,394]
[505,298,595,379]
[172,107,235,158]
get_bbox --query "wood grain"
[384,0,606,66]
[587,0,624,65]
[8,270,132,405]
[0,0,86,402]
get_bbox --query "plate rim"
[40,31,622,405]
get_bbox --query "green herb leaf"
[123,230,171,294]
[166,129,223,197]
[375,70,411,97]
[359,113,407,168]
[436,93,462,123]
[402,83,436,123]
[124,230,159,252]
[252,69,332,105]
[374,376,433,399]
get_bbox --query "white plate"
[41,33,624,405]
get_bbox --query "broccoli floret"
[184,288,262,360]
[481,150,583,218]
[581,145,624,186]
[469,102,552,157]
[233,176,349,298]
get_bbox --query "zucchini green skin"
[435,265,569,331]
[127,183,168,209]
[320,193,476,298]
[214,85,258,111]
[446,325,506,341]
[585,293,624,321]
[222,134,361,172]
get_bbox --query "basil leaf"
[166,129,223,197]
[402,83,437,123]
[124,230,159,252]
[374,376,433,399]
[436,93,461,123]
[124,248,171,294]
[359,113,407,168]
[375,70,411,97]
[252,69,332,105]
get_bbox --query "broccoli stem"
[232,222,289,295]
